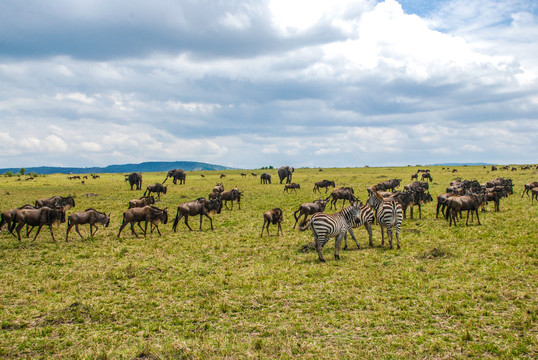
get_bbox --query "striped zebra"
[367,190,403,249]
[343,204,375,250]
[299,203,362,262]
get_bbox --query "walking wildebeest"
[260,208,284,237]
[12,207,66,242]
[531,187,538,204]
[117,206,168,238]
[144,183,167,198]
[172,198,222,231]
[0,204,35,235]
[66,209,110,241]
[35,195,75,210]
[128,196,155,209]
[293,199,328,229]
[522,182,538,197]
[445,193,486,227]
[421,173,433,182]
[327,187,357,210]
[283,183,300,194]
[220,188,243,210]
[313,180,335,194]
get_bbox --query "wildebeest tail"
[172,207,181,231]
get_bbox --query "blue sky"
[0,0,537,169]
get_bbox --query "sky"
[0,0,537,169]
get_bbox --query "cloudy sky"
[0,0,537,169]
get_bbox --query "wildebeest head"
[271,208,284,224]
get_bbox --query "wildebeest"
[445,194,486,227]
[278,166,294,184]
[144,183,167,198]
[212,183,224,193]
[293,199,328,229]
[0,204,35,234]
[260,208,284,237]
[522,182,538,197]
[125,172,143,190]
[532,187,538,204]
[283,183,300,194]
[370,179,401,192]
[66,209,110,241]
[117,206,168,238]
[163,169,186,185]
[251,173,258,177]
[313,180,335,194]
[12,207,66,242]
[128,196,155,209]
[220,188,243,210]
[327,187,357,210]
[436,193,454,219]
[172,198,222,231]
[421,173,433,182]
[411,173,418,180]
[35,195,75,210]
[260,173,271,184]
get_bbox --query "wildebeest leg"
[184,215,193,231]
[15,223,24,241]
[117,221,128,238]
[91,224,99,236]
[48,225,56,242]
[129,221,139,238]
[204,214,214,230]
[418,204,422,219]
[75,224,84,239]
[475,209,480,225]
[32,225,44,242]
[277,222,283,236]
[260,219,269,237]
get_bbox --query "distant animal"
[144,183,167,198]
[444,194,486,227]
[241,173,247,177]
[213,183,225,193]
[12,207,66,242]
[327,187,357,210]
[367,190,403,249]
[278,166,294,184]
[125,172,143,190]
[163,169,186,185]
[421,173,433,182]
[66,209,110,241]
[283,183,300,194]
[35,195,75,210]
[220,174,226,179]
[117,206,168,238]
[260,208,284,237]
[313,180,335,194]
[299,203,364,262]
[128,196,155,209]
[522,182,538,197]
[172,198,222,231]
[260,173,271,184]
[293,199,328,229]
[251,173,258,177]
[411,173,418,180]
[220,188,243,210]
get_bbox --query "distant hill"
[430,162,494,166]
[0,161,233,175]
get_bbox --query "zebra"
[367,190,403,249]
[299,203,362,262]
[343,204,375,250]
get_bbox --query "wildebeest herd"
[1,166,537,263]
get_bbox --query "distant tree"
[20,168,26,175]
[5,171,14,177]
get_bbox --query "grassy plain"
[0,166,536,359]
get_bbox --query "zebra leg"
[379,224,385,246]
[334,233,345,260]
[315,237,328,262]
[365,223,373,247]
[348,228,360,249]
[386,226,393,249]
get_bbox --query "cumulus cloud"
[0,0,536,168]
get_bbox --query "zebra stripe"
[344,204,375,249]
[367,190,403,249]
[300,204,361,262]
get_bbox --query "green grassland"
[0,166,536,359]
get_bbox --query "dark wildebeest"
[260,208,284,237]
[283,183,300,194]
[436,193,454,219]
[251,173,258,177]
[117,206,168,238]
[125,172,143,190]
[371,179,401,192]
[144,183,167,198]
[35,195,75,210]
[163,169,186,185]
[220,188,243,210]
[421,173,433,182]
[208,191,221,200]
[278,166,294,184]
[532,187,538,203]
[445,194,486,227]
[0,204,35,234]
[66,209,110,241]
[411,173,418,180]
[260,173,271,184]
[293,199,328,229]
[313,180,335,194]
[522,182,538,197]
[12,207,66,242]
[172,198,222,231]
[241,173,247,177]
[128,196,155,209]
[327,187,357,210]
[220,174,226,179]
[212,183,224,193]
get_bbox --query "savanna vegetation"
[0,165,536,359]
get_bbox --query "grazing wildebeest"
[35,195,75,210]
[278,166,294,184]
[251,173,258,177]
[12,207,66,242]
[371,179,402,192]
[144,183,167,198]
[220,174,226,179]
[128,196,155,209]
[532,187,538,203]
[241,173,247,177]
[172,198,222,231]
[260,208,284,237]
[313,180,335,194]
[0,204,35,234]
[66,209,110,241]
[421,173,433,182]
[411,173,418,180]
[445,194,486,227]
[117,206,168,238]
[293,199,328,229]
[260,173,271,184]
[283,183,300,194]
[220,188,243,210]
[522,182,538,197]
[163,169,186,185]
[327,187,357,210]
[125,172,143,190]
[212,183,224,193]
